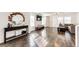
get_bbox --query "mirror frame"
[8,12,25,22]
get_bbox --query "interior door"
[29,15,35,32]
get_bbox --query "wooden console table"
[4,25,28,43]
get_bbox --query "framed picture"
[36,15,42,21]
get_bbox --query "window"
[64,16,71,24]
[57,16,71,26]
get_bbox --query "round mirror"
[12,14,24,25]
[8,12,25,26]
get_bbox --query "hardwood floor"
[0,27,75,47]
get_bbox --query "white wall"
[0,12,10,43]
[0,12,29,43]
[71,14,77,25]
[76,13,79,25]
[35,21,42,27]
[22,12,30,25]
[42,16,46,27]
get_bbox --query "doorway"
[29,15,35,32]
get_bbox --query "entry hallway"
[0,27,75,47]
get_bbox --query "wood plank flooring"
[0,27,75,47]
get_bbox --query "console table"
[4,25,28,43]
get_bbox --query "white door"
[29,15,35,32]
